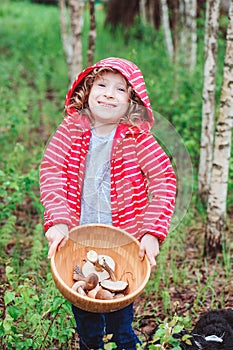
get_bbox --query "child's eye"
[118,87,126,92]
[98,83,105,87]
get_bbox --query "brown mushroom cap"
[87,284,101,299]
[95,288,114,300]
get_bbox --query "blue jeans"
[72,303,141,350]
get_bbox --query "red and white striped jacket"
[40,57,176,242]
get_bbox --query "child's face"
[88,72,130,127]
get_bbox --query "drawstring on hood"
[65,57,154,130]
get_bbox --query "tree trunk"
[147,0,155,27]
[87,0,96,67]
[188,0,197,72]
[68,0,84,84]
[59,0,84,84]
[198,0,221,203]
[58,0,72,79]
[179,0,190,68]
[139,0,147,25]
[172,0,179,65]
[178,0,197,72]
[204,1,233,258]
[160,0,174,60]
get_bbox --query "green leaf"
[7,305,22,320]
[104,343,117,350]
[52,295,64,310]
[173,324,184,333]
[3,315,13,333]
[4,291,15,305]
[0,324,5,337]
[5,266,14,279]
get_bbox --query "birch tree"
[68,0,84,83]
[204,1,233,258]
[188,0,197,72]
[179,0,197,72]
[198,0,221,203]
[160,0,174,60]
[58,0,84,84]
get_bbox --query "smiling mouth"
[98,101,117,108]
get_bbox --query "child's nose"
[104,87,114,98]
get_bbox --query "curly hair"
[66,67,150,126]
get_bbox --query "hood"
[65,57,154,129]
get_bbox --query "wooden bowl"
[51,224,150,313]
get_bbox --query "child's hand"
[139,234,159,268]
[45,224,69,259]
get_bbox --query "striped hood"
[65,57,154,130]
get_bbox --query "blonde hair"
[67,67,150,126]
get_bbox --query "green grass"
[0,1,232,349]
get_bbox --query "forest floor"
[1,188,233,349]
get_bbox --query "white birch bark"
[178,0,186,49]
[188,0,197,72]
[204,0,210,57]
[178,0,197,72]
[59,0,84,84]
[198,0,221,202]
[205,1,233,257]
[160,0,174,60]
[68,0,84,84]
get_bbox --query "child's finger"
[139,246,145,261]
[47,241,58,259]
[148,255,157,268]
[58,237,68,250]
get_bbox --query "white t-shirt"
[80,128,116,225]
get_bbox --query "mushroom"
[87,284,101,299]
[82,251,115,282]
[88,252,129,294]
[73,251,130,299]
[86,250,99,265]
[95,288,114,300]
[98,256,116,281]
[100,279,128,293]
[85,251,129,295]
[72,264,99,293]
[72,281,86,295]
[113,293,125,299]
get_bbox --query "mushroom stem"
[86,251,117,278]
[86,250,104,272]
[72,281,86,295]
[98,257,117,281]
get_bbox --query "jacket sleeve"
[136,132,176,242]
[40,118,73,231]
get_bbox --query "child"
[40,57,176,350]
